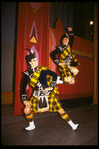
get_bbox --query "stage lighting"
[90,21,93,25]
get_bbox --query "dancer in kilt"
[50,27,80,84]
[21,52,80,131]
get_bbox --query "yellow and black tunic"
[21,66,62,113]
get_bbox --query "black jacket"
[21,67,57,101]
[50,31,74,65]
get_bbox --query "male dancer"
[50,27,80,84]
[21,52,80,131]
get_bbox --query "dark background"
[1,2,94,92]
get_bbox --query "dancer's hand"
[68,27,72,31]
[59,62,65,66]
[23,101,32,107]
[45,87,53,92]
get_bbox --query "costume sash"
[58,45,80,66]
[29,65,59,97]
[59,45,71,62]
[29,66,47,88]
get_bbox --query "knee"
[58,108,65,114]
[69,78,75,84]
[24,107,31,115]
[73,68,79,75]
[64,77,71,82]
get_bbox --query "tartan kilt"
[58,65,77,83]
[29,86,62,113]
[58,46,80,83]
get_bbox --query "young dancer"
[50,27,80,84]
[21,52,80,131]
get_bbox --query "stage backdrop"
[14,3,93,116]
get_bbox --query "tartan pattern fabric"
[59,45,71,60]
[47,85,62,112]
[25,111,33,121]
[60,112,71,122]
[58,45,79,83]
[30,96,39,113]
[29,85,62,113]
[59,45,79,65]
[58,65,76,82]
[29,66,62,113]
[29,66,47,88]
[46,75,53,86]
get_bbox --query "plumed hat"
[25,54,35,62]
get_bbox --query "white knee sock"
[25,120,35,131]
[68,120,79,130]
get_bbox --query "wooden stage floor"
[1,104,98,146]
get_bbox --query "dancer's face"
[62,37,69,45]
[29,58,38,68]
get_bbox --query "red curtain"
[14,2,50,116]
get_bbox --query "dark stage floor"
[1,104,98,146]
